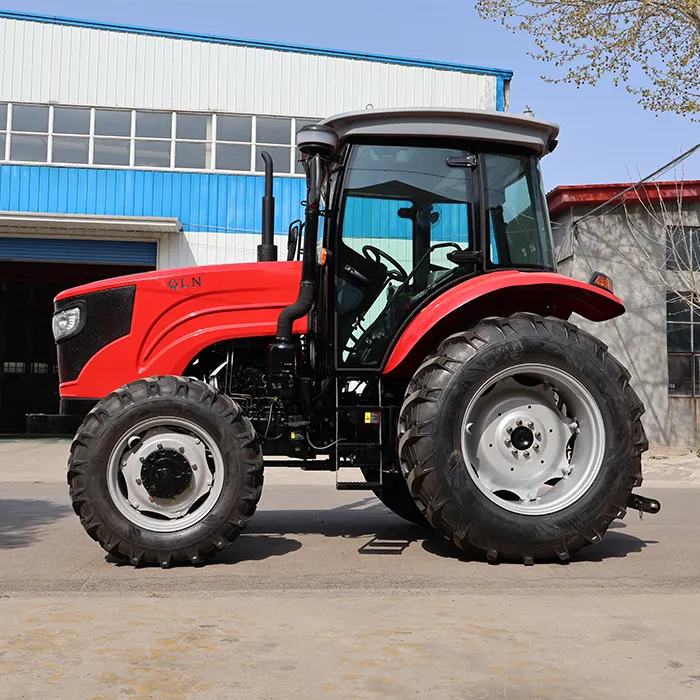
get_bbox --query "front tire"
[398,314,647,564]
[68,376,263,567]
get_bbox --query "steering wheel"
[362,245,408,282]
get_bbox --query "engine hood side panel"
[56,261,305,398]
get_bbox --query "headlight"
[52,306,83,342]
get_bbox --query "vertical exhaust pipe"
[257,151,278,262]
[268,123,337,399]
[275,124,338,341]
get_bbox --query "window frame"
[0,102,319,176]
[666,226,700,272]
[331,140,481,372]
[481,151,556,272]
[667,291,700,397]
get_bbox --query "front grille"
[55,285,136,383]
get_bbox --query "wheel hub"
[141,448,192,499]
[510,425,534,451]
[108,421,222,533]
[461,366,605,515]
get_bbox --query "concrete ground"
[0,439,699,699]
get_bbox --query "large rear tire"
[398,314,647,564]
[68,376,263,567]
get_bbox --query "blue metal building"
[0,10,511,431]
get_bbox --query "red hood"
[55,261,302,301]
[57,261,305,398]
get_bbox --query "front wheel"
[398,314,647,564]
[68,376,264,567]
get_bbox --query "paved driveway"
[0,440,699,699]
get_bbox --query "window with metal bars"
[666,226,700,271]
[667,291,700,396]
[0,102,318,175]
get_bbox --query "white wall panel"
[0,17,499,117]
[158,230,290,269]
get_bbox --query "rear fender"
[383,271,625,377]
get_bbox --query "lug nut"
[516,419,523,426]
[535,431,541,440]
[533,444,540,451]
[506,426,513,434]
[505,438,511,447]
[179,446,185,453]
[511,450,519,457]
[523,451,530,458]
[192,464,198,471]
[157,443,163,450]
[139,456,145,463]
[527,421,535,429]
[136,478,142,485]
[195,438,201,445]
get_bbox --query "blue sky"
[5,0,699,189]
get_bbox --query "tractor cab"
[272,108,560,377]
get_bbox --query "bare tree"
[566,177,700,312]
[476,0,700,117]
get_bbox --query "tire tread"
[398,313,648,564]
[68,375,263,567]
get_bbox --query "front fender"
[383,270,624,376]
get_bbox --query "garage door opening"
[0,260,155,434]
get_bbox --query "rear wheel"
[68,376,263,567]
[398,314,647,564]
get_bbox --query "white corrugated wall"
[0,18,498,116]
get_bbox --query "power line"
[572,142,700,228]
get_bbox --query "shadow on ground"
[247,497,427,537]
[233,497,434,560]
[422,525,656,564]
[92,496,657,567]
[209,534,304,564]
[0,498,73,549]
[247,497,656,565]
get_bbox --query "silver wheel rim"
[107,417,225,533]
[460,363,605,516]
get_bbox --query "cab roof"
[321,108,560,157]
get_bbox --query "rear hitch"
[627,493,661,517]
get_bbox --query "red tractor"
[51,108,659,567]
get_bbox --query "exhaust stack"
[275,124,338,341]
[257,151,278,262]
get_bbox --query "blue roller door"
[0,237,157,265]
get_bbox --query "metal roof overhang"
[0,211,182,237]
[547,180,700,218]
[322,108,560,157]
